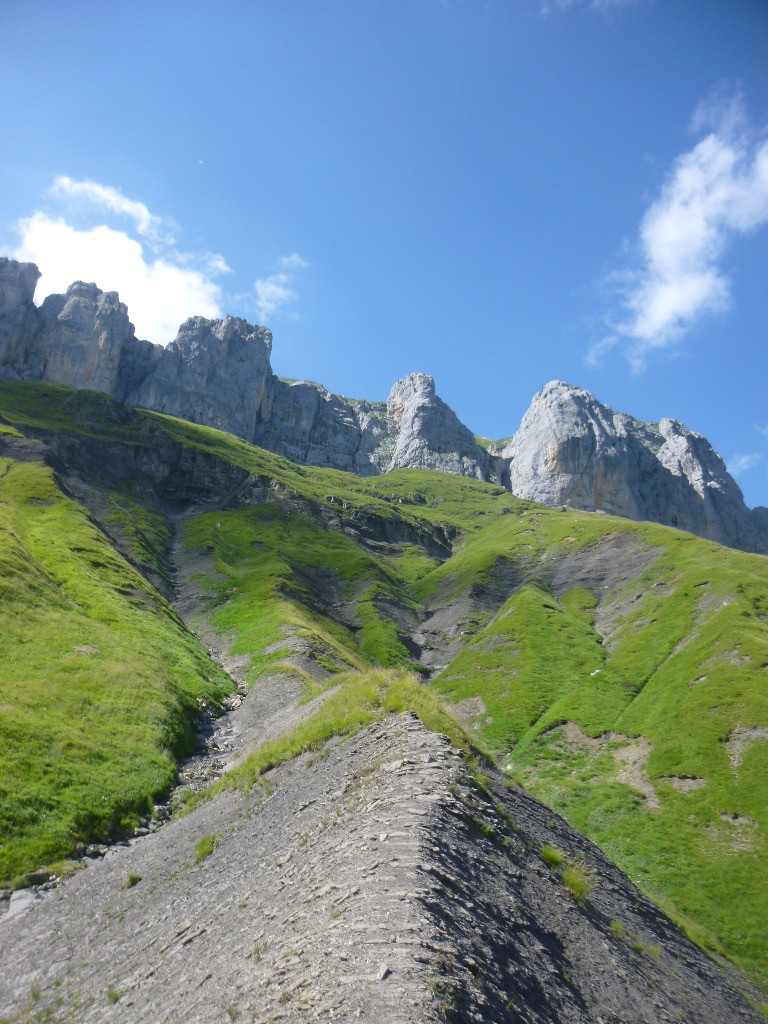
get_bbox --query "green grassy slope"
[0,453,233,884]
[0,382,766,985]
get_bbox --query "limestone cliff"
[130,315,272,441]
[0,259,41,379]
[502,380,768,553]
[385,372,489,479]
[1,256,765,553]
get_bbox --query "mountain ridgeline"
[2,256,766,554]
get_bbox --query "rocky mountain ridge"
[0,382,766,1010]
[2,256,765,553]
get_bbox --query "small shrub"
[194,834,218,861]
[541,844,566,869]
[106,986,121,1004]
[562,865,594,905]
[610,919,625,938]
[630,935,644,954]
[124,872,142,889]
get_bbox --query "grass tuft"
[561,864,594,905]
[541,844,567,869]
[194,834,219,861]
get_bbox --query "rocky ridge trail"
[1,712,764,1023]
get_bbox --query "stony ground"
[1,698,764,1023]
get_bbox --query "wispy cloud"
[280,252,308,270]
[591,86,768,370]
[253,254,307,320]
[50,175,174,247]
[12,177,231,344]
[728,452,762,477]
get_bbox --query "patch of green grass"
[194,834,219,861]
[184,506,418,685]
[103,492,170,574]
[541,844,567,869]
[106,986,121,1004]
[0,458,233,884]
[124,873,142,889]
[561,864,594,905]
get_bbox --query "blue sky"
[1,0,767,506]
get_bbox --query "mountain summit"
[1,256,765,552]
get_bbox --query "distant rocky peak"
[506,377,766,553]
[387,372,436,422]
[0,258,40,305]
[174,314,272,353]
[40,279,135,334]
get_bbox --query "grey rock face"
[38,282,138,395]
[503,380,766,553]
[254,372,488,480]
[385,372,489,479]
[255,380,385,473]
[0,259,42,380]
[129,315,272,441]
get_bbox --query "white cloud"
[596,88,768,370]
[728,452,761,477]
[50,175,173,246]
[280,252,308,270]
[12,211,225,345]
[10,176,306,341]
[254,273,296,318]
[253,254,307,320]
